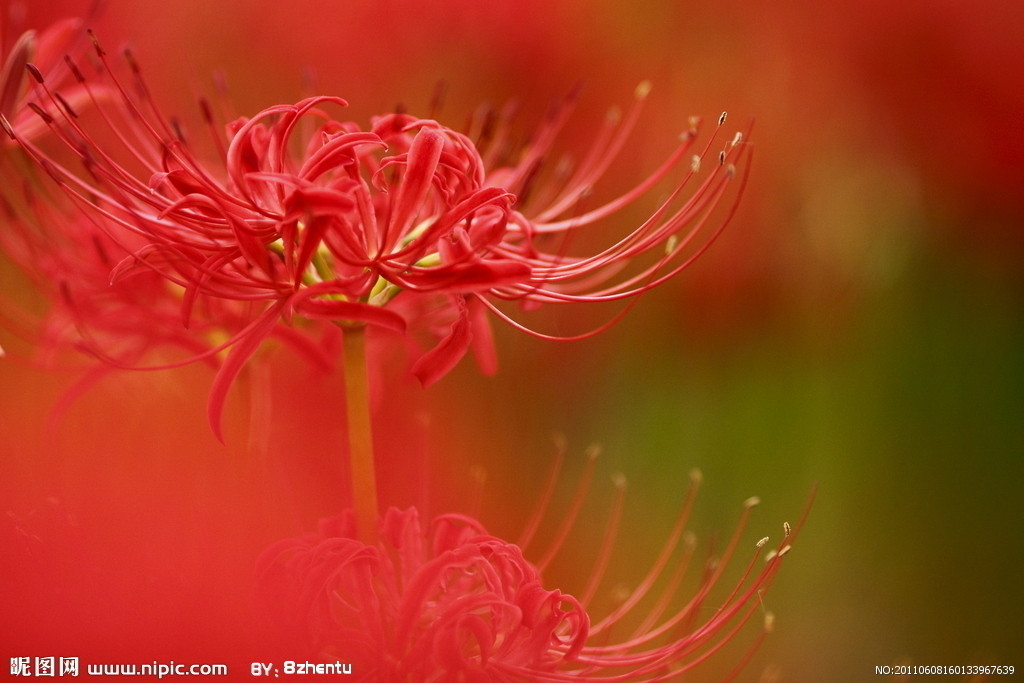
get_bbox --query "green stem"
[343,326,378,544]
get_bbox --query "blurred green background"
[3,0,1022,678]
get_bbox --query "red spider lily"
[5,34,752,437]
[257,458,805,681]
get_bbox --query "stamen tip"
[123,47,141,74]
[26,101,52,125]
[611,472,627,490]
[55,92,77,118]
[585,443,602,461]
[778,544,793,557]
[25,63,44,84]
[718,111,728,125]
[63,55,85,83]
[783,521,792,537]
[764,611,776,633]
[634,80,653,99]
[0,114,14,140]
[744,496,761,509]
[87,29,105,57]
[756,536,770,548]
[689,468,703,485]
[690,154,701,173]
[198,97,214,124]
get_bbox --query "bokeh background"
[3,0,1022,679]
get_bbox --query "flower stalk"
[342,325,378,544]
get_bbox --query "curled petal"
[206,303,284,442]
[410,296,472,386]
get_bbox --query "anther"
[634,80,652,99]
[476,106,497,146]
[690,155,701,173]
[611,472,627,490]
[718,150,726,165]
[24,63,44,84]
[87,30,105,57]
[756,536,770,548]
[689,468,703,485]
[0,114,14,139]
[665,235,678,254]
[732,131,743,145]
[91,235,111,265]
[718,111,727,125]
[764,612,776,633]
[63,55,85,83]
[784,521,792,537]
[778,545,792,557]
[726,163,736,179]
[199,97,214,125]
[123,48,141,76]
[170,117,186,143]
[55,92,77,118]
[26,102,51,124]
[744,496,761,509]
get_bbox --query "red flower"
[259,507,586,679]
[257,465,803,681]
[6,35,751,434]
